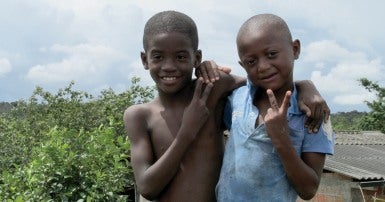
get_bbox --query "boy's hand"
[181,77,213,140]
[195,60,231,84]
[296,80,330,133]
[298,96,330,133]
[264,89,292,141]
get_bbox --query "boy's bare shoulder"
[123,100,159,125]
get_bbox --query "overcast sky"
[1,0,384,113]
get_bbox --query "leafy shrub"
[0,126,132,201]
[0,77,155,200]
[358,78,385,133]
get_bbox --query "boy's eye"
[245,59,256,66]
[152,54,162,60]
[177,54,188,60]
[267,51,278,58]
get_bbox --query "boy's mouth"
[161,76,177,81]
[260,73,277,81]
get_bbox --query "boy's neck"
[157,82,194,108]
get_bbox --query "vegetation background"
[0,77,154,201]
[0,77,383,200]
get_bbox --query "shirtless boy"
[123,10,328,202]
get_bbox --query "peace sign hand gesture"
[180,77,213,141]
[264,89,292,143]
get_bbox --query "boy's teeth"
[163,77,176,80]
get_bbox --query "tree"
[0,77,155,200]
[331,111,367,131]
[358,78,385,133]
[0,102,12,114]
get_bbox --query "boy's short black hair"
[143,10,199,51]
[237,13,292,45]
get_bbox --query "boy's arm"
[264,90,325,200]
[124,105,159,199]
[295,80,330,133]
[197,62,328,133]
[195,63,232,84]
[276,144,325,200]
[124,78,213,200]
[197,60,246,95]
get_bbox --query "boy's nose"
[257,58,270,71]
[162,59,177,71]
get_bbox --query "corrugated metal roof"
[324,131,385,180]
[334,131,385,145]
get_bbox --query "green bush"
[0,78,155,200]
[0,126,132,201]
[358,78,385,133]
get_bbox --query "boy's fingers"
[209,60,220,81]
[205,61,216,82]
[306,118,320,133]
[193,77,204,99]
[281,91,292,112]
[307,103,330,132]
[218,66,232,74]
[200,82,213,102]
[313,122,321,133]
[310,105,320,120]
[198,64,210,83]
[298,100,312,117]
[267,89,279,110]
[310,105,324,132]
[323,106,330,123]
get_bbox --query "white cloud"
[50,43,125,61]
[303,40,359,63]
[127,58,154,87]
[2,0,385,112]
[303,40,384,107]
[333,93,376,105]
[41,0,144,47]
[270,0,385,48]
[26,43,127,84]
[0,58,12,77]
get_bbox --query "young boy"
[124,11,245,202]
[124,11,329,202]
[216,14,334,201]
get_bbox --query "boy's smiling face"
[141,32,201,94]
[237,25,300,92]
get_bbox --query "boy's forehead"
[241,24,289,44]
[237,29,291,54]
[246,23,276,36]
[146,32,195,51]
[240,27,272,42]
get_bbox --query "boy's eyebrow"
[149,49,190,54]
[176,50,190,54]
[148,49,162,54]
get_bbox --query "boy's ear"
[193,49,202,67]
[141,51,149,70]
[293,39,301,60]
[238,61,245,69]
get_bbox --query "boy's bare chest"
[147,110,219,159]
